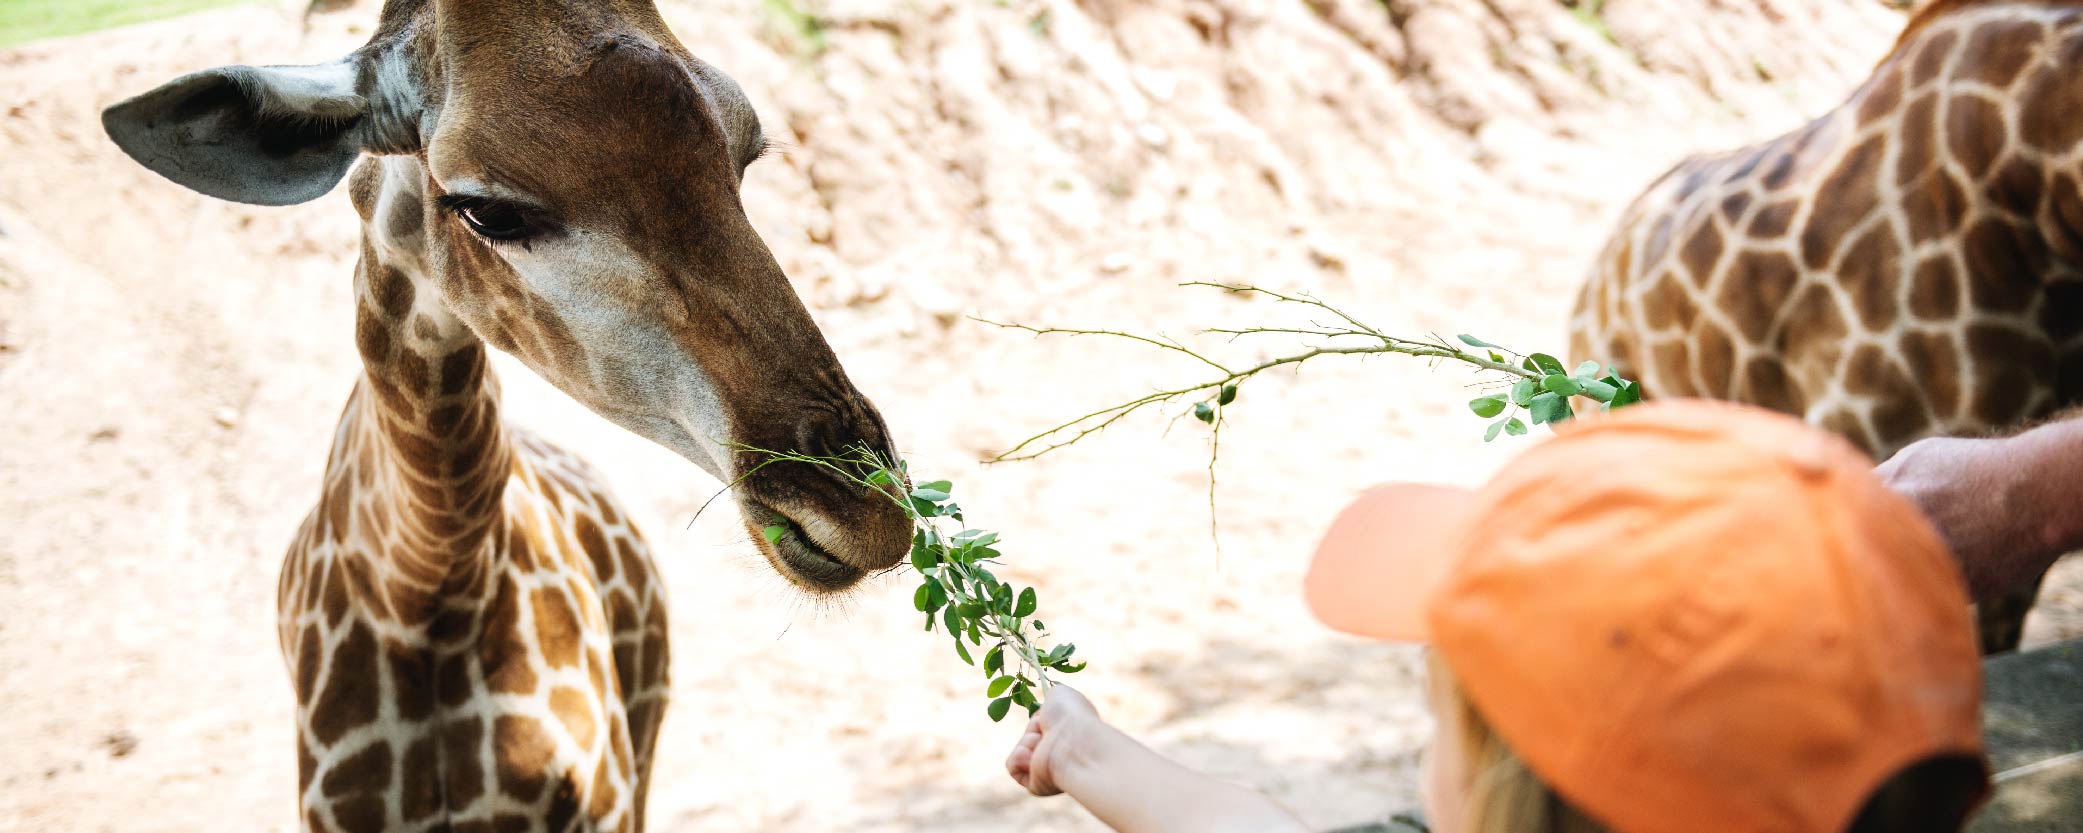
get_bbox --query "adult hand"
[1877,428,2077,601]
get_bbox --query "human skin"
[1003,685,1315,833]
[1875,414,2083,602]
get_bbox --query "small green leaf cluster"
[1191,382,1240,424]
[898,475,1083,722]
[746,449,1082,723]
[1459,336,1642,442]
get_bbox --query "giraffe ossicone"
[1570,0,2083,655]
[102,1,913,829]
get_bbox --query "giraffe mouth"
[748,507,866,592]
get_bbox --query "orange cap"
[1306,399,1986,833]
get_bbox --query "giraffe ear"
[102,60,374,207]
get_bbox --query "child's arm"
[1005,685,1312,833]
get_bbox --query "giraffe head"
[100,0,911,591]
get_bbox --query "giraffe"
[100,1,916,830]
[1569,0,2083,655]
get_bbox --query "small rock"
[213,408,240,429]
[103,731,138,758]
[1098,252,1133,274]
[88,426,119,442]
[1308,247,1348,273]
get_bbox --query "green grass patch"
[0,0,258,49]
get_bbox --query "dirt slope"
[3,0,2076,831]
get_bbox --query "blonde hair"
[1426,654,1985,833]
[1429,653,1608,833]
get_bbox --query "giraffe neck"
[335,155,511,603]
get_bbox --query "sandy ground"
[2,0,2079,831]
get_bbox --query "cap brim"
[1305,483,1477,642]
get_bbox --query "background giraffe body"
[1572,0,2083,651]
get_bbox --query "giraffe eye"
[437,195,541,243]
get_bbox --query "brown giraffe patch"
[1901,329,1966,418]
[1905,170,1969,240]
[1717,252,1801,341]
[495,714,556,802]
[1965,323,2053,423]
[1691,323,1737,396]
[1858,64,1905,125]
[333,795,387,833]
[1780,284,1851,360]
[551,685,599,750]
[1839,228,1904,332]
[1911,29,1958,86]
[310,622,381,745]
[1911,255,1964,320]
[1846,345,1931,444]
[484,578,539,695]
[1956,19,2046,88]
[1680,218,1725,285]
[1963,218,2042,312]
[443,715,489,811]
[1720,192,1753,222]
[1897,94,1939,188]
[401,735,441,821]
[321,740,391,798]
[533,587,585,670]
[1739,357,1804,412]
[1749,200,1798,238]
[1946,94,2008,180]
[2020,39,2083,151]
[1803,138,1884,269]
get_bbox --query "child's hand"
[1006,684,1103,796]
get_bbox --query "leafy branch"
[737,446,1082,722]
[981,280,1642,459]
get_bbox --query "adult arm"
[1006,686,1310,833]
[1876,413,2083,601]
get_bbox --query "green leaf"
[1032,620,1046,631]
[867,469,894,486]
[924,610,935,631]
[761,524,788,544]
[942,605,961,635]
[988,676,1016,697]
[953,637,974,665]
[1611,380,1643,407]
[1046,644,1074,662]
[911,543,940,571]
[1458,334,1502,349]
[1504,417,1528,436]
[910,487,951,503]
[1468,394,1508,418]
[913,584,933,612]
[1058,660,1086,674]
[1529,392,1570,425]
[1528,353,1567,376]
[1574,360,1602,379]
[984,644,1005,676]
[1489,350,1505,363]
[1510,378,1538,407]
[1540,375,1581,397]
[1193,401,1215,423]
[926,582,947,612]
[1484,420,1505,442]
[1015,587,1037,617]
[988,696,1013,722]
[1012,685,1040,712]
[1218,382,1238,405]
[919,480,953,494]
[1577,378,1618,402]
